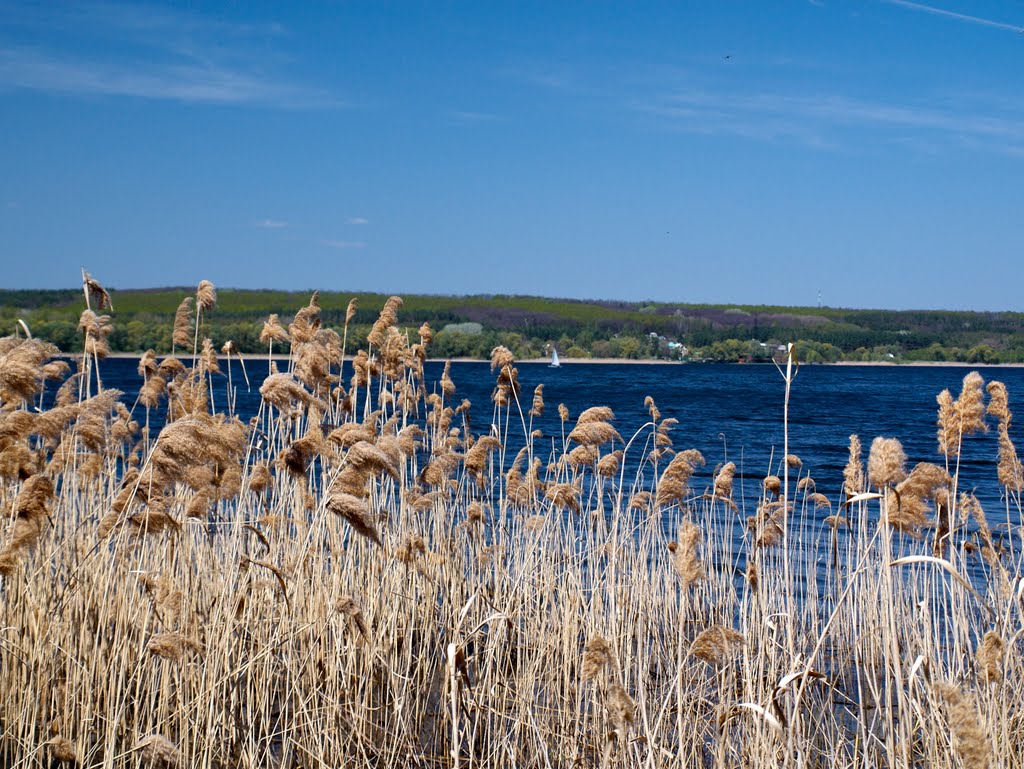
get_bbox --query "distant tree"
[966,344,998,364]
[565,345,590,359]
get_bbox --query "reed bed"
[1,276,1022,768]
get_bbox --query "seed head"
[867,437,907,488]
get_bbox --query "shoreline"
[90,352,1024,367]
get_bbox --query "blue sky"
[2,1,1022,310]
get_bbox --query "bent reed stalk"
[0,276,1022,768]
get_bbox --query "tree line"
[2,287,1022,363]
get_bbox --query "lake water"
[89,357,1024,525]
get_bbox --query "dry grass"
[0,284,1022,768]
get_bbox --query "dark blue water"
[89,358,1024,518]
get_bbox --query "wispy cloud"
[0,3,338,107]
[496,62,574,90]
[446,109,502,123]
[256,218,289,229]
[322,239,365,250]
[883,0,1024,33]
[347,217,369,225]
[634,88,1024,156]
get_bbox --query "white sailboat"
[549,347,561,368]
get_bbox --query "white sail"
[550,348,560,367]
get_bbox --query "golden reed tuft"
[326,489,381,545]
[606,683,635,732]
[195,279,216,311]
[867,436,907,488]
[938,371,988,456]
[977,631,1004,685]
[47,736,78,765]
[934,682,992,769]
[713,461,736,500]
[82,269,112,310]
[135,734,181,769]
[581,636,613,681]
[986,380,1011,425]
[668,521,705,588]
[843,434,864,495]
[689,626,745,666]
[172,297,193,349]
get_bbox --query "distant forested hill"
[2,286,1022,362]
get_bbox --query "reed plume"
[464,435,500,484]
[890,462,950,535]
[172,297,193,350]
[656,449,705,506]
[440,360,456,398]
[395,533,426,563]
[158,356,185,379]
[290,291,322,344]
[644,395,660,421]
[597,450,622,478]
[606,683,635,733]
[199,338,219,374]
[867,436,907,488]
[934,683,992,769]
[576,406,615,424]
[0,475,54,574]
[668,521,705,587]
[147,632,202,662]
[567,421,621,447]
[489,346,514,372]
[986,380,1011,425]
[367,296,401,348]
[337,595,370,641]
[41,359,71,382]
[420,452,460,489]
[260,373,324,412]
[326,489,381,545]
[135,734,181,769]
[530,384,545,417]
[808,492,831,509]
[544,482,581,511]
[248,462,273,494]
[138,349,158,378]
[582,636,613,681]
[689,626,744,665]
[713,461,736,501]
[47,737,77,765]
[843,434,864,495]
[977,631,1004,685]
[195,280,216,311]
[260,314,289,346]
[82,270,112,310]
[79,310,113,359]
[995,424,1023,492]
[417,321,433,346]
[0,338,60,405]
[328,423,377,448]
[281,411,326,477]
[492,363,520,406]
[345,439,399,479]
[938,371,989,457]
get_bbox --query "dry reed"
[0,289,1021,769]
